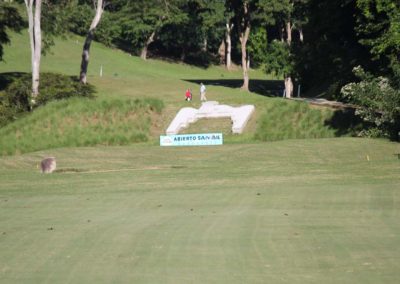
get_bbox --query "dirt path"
[289,97,355,109]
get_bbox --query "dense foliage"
[0,2,24,60]
[0,73,95,126]
[65,0,226,64]
[347,0,399,139]
[341,67,400,139]
[356,0,400,84]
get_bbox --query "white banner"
[160,133,223,146]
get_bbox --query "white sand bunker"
[166,101,255,135]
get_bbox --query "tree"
[115,0,186,60]
[264,40,294,93]
[22,0,70,101]
[65,0,118,48]
[227,0,255,91]
[24,0,42,100]
[341,66,400,140]
[294,0,369,98]
[339,0,400,140]
[247,26,267,68]
[118,0,164,60]
[257,0,309,98]
[227,0,298,92]
[196,0,226,54]
[257,0,288,95]
[157,1,226,65]
[356,0,400,85]
[281,0,295,98]
[0,2,24,61]
[225,18,234,69]
[80,0,105,84]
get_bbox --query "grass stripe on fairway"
[0,138,399,283]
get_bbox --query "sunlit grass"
[0,138,399,283]
[0,97,163,155]
[1,31,349,154]
[255,100,336,141]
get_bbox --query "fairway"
[0,138,399,283]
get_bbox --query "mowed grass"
[0,138,399,283]
[0,31,267,104]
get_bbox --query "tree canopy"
[0,2,24,61]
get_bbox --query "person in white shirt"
[200,83,207,102]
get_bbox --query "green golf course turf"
[0,138,399,283]
[1,27,399,284]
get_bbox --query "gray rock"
[41,157,56,174]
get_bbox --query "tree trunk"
[32,0,41,98]
[25,0,35,95]
[284,76,293,98]
[240,27,250,91]
[25,0,42,100]
[286,21,292,46]
[140,30,156,60]
[239,2,250,91]
[218,39,225,64]
[284,20,293,98]
[80,0,104,84]
[180,47,186,62]
[225,22,233,70]
[201,37,207,52]
[299,27,304,43]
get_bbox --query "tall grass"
[166,100,337,143]
[0,97,164,155]
[255,100,336,141]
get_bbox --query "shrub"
[0,93,17,126]
[0,73,96,126]
[341,66,400,140]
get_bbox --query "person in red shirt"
[185,88,192,101]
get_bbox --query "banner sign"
[160,133,223,147]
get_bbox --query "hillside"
[0,31,344,154]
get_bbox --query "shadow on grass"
[184,79,284,97]
[0,72,27,91]
[324,107,365,137]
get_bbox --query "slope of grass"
[0,97,163,155]
[0,138,399,283]
[0,31,350,154]
[0,32,268,103]
[255,100,337,141]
